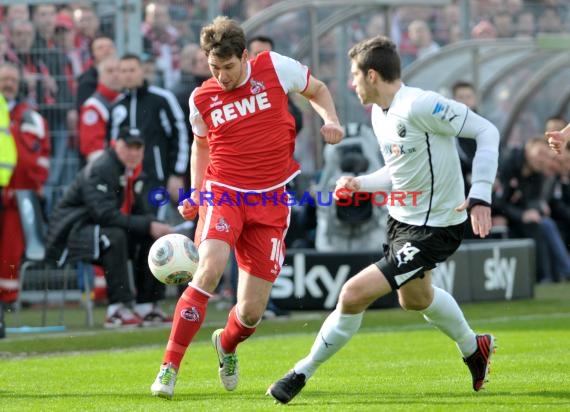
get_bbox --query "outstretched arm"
[301,75,344,144]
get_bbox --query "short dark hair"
[451,81,475,96]
[89,35,113,56]
[246,35,274,50]
[545,114,567,124]
[120,53,142,64]
[348,36,401,82]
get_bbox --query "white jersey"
[371,85,468,227]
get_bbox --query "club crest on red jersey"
[215,217,230,232]
[250,78,265,94]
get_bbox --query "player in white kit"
[268,36,500,404]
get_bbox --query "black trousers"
[98,227,165,305]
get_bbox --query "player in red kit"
[151,16,344,399]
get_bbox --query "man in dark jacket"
[494,137,570,282]
[76,36,116,110]
[46,128,174,328]
[108,53,189,219]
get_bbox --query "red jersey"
[2,102,50,207]
[190,51,309,191]
[79,84,121,159]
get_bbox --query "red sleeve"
[79,106,106,157]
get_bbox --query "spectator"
[0,94,16,200]
[170,43,211,130]
[545,120,570,154]
[72,5,102,69]
[0,63,50,305]
[549,142,570,248]
[141,55,159,86]
[544,116,570,248]
[452,81,479,195]
[471,20,498,39]
[2,5,30,43]
[170,43,211,197]
[78,56,122,163]
[537,7,565,34]
[506,0,524,16]
[365,14,388,38]
[8,19,55,109]
[108,53,189,219]
[142,3,183,89]
[31,4,56,51]
[32,4,78,214]
[45,127,174,328]
[493,11,515,38]
[53,11,81,95]
[407,20,440,61]
[515,10,536,39]
[76,35,116,110]
[495,137,570,282]
[169,6,195,46]
[545,115,567,134]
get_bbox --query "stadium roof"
[403,36,570,147]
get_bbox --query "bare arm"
[190,137,209,194]
[300,75,344,144]
[179,136,209,220]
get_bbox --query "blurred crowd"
[0,0,569,312]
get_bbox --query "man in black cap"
[46,127,174,328]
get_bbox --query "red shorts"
[194,183,290,282]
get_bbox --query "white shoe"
[211,328,239,391]
[150,362,178,399]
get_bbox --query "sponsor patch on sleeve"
[432,101,459,122]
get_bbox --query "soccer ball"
[148,234,199,285]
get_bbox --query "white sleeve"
[411,91,469,137]
[188,89,207,138]
[457,110,500,203]
[356,166,392,192]
[269,51,310,94]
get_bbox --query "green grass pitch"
[1,283,569,411]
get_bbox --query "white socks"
[294,310,363,379]
[291,286,476,380]
[421,286,477,357]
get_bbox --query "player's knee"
[338,285,367,313]
[193,263,225,292]
[398,295,431,311]
[236,305,262,327]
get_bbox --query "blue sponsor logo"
[432,102,446,115]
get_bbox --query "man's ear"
[242,49,249,62]
[367,69,377,83]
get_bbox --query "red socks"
[220,305,257,354]
[162,286,210,368]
